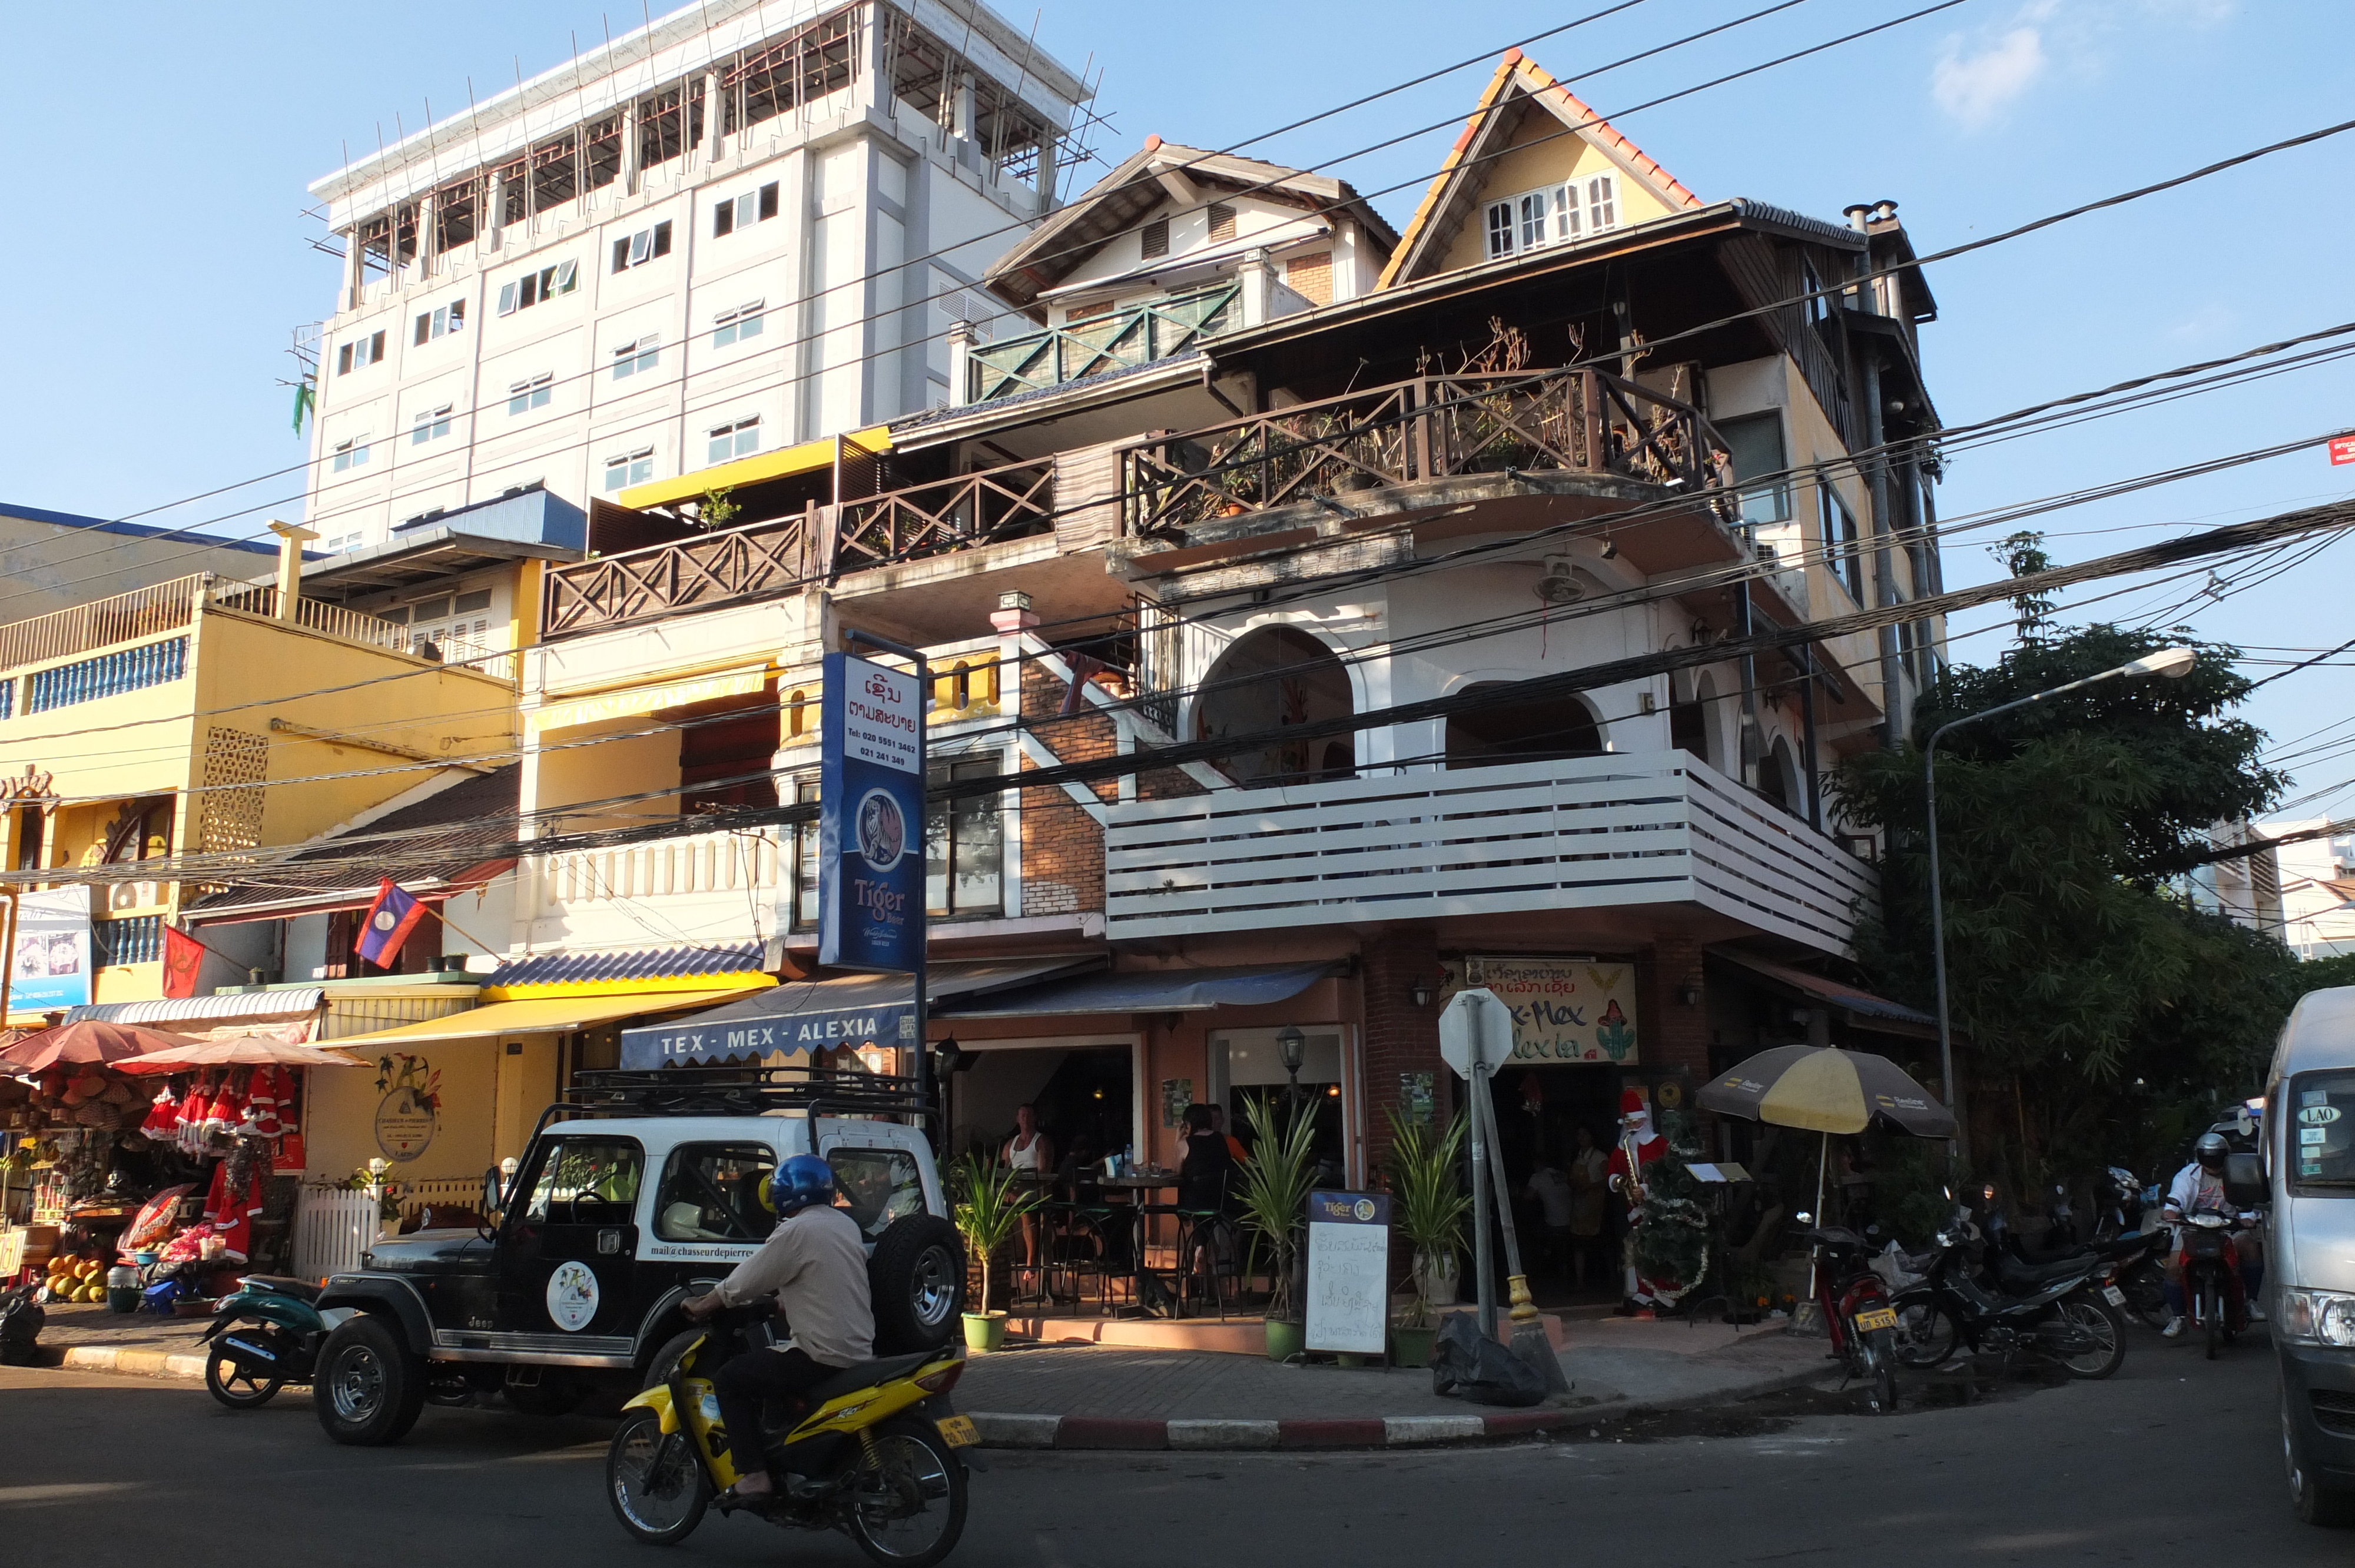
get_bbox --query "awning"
[1709,951,1936,1039]
[621,959,1096,1069]
[616,426,892,511]
[332,986,769,1048]
[483,943,771,999]
[63,990,327,1044]
[934,962,1335,1020]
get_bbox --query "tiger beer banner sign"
[1455,956,1640,1064]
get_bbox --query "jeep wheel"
[870,1214,964,1354]
[313,1315,426,1446]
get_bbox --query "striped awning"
[62,989,326,1044]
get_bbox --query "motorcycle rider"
[2160,1131,2264,1338]
[682,1154,875,1506]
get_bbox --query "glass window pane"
[653,1141,777,1240]
[521,1136,643,1225]
[739,310,763,340]
[1718,411,1790,526]
[828,1147,924,1240]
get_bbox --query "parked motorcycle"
[1980,1183,2170,1330]
[1797,1217,1900,1414]
[1889,1208,2127,1379]
[197,1275,338,1408]
[2180,1209,2254,1360]
[607,1305,972,1566]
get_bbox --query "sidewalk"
[960,1314,1839,1450]
[30,1303,1842,1450]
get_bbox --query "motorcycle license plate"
[936,1415,979,1449]
[1853,1307,1898,1334]
[2102,1285,2127,1307]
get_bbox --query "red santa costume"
[1606,1089,1669,1313]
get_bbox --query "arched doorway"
[1760,736,1803,818]
[1447,685,1605,769]
[1195,625,1354,785]
[1669,672,1719,769]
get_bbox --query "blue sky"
[4,0,2350,809]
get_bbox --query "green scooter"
[197,1276,343,1408]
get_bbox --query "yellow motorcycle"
[605,1310,977,1566]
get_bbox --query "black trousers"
[712,1347,834,1479]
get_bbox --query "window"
[336,329,387,375]
[412,300,466,345]
[1207,202,1236,242]
[706,416,759,465]
[409,405,453,445]
[1585,173,1617,233]
[1717,411,1790,525]
[518,1135,643,1227]
[495,258,578,315]
[508,373,552,415]
[828,1146,926,1240]
[1803,258,1832,325]
[1141,217,1170,259]
[652,1142,777,1241]
[712,181,780,237]
[330,435,370,473]
[603,448,655,491]
[611,335,659,380]
[609,220,674,273]
[1819,475,1863,600]
[788,771,821,929]
[924,755,1004,918]
[453,589,493,614]
[712,300,767,348]
[324,530,366,553]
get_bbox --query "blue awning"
[934,962,1335,1020]
[618,959,1093,1068]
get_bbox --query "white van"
[2265,986,2355,1526]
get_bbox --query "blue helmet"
[770,1154,837,1218]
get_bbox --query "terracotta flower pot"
[963,1311,1009,1353]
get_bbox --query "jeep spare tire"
[869,1214,964,1353]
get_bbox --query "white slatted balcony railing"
[1104,750,1879,955]
[530,825,791,950]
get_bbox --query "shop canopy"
[930,962,1335,1019]
[63,990,327,1044]
[117,1039,372,1074]
[619,959,1096,1069]
[332,986,768,1048]
[1707,951,1938,1040]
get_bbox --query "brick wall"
[1637,934,1711,1081]
[1018,658,1116,916]
[1362,926,1447,1180]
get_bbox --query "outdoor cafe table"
[1095,1172,1179,1311]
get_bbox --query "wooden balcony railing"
[968,284,1240,404]
[832,462,1054,572]
[1123,366,1730,536]
[542,459,1054,637]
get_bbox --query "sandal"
[715,1481,776,1513]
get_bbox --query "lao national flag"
[355,880,429,968]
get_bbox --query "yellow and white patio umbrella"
[1696,1045,1955,1138]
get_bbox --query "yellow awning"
[617,426,893,511]
[528,665,770,736]
[330,986,767,1047]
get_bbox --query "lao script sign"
[820,652,926,973]
[1461,956,1640,1064]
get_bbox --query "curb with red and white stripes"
[971,1407,1616,1451]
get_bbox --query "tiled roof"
[184,766,520,918]
[485,944,767,989]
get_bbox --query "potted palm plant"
[1237,1095,1319,1361]
[952,1154,1033,1353]
[1384,1110,1470,1367]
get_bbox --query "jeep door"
[495,1132,646,1351]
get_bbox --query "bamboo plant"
[1236,1096,1321,1324]
[1384,1109,1471,1328]
[950,1154,1035,1317]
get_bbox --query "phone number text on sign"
[843,660,921,774]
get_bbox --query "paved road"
[2,1337,2335,1566]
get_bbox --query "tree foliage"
[1836,622,2308,1187]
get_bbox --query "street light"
[1924,646,2197,1160]
[1276,1024,1306,1115]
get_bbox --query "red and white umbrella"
[0,1020,205,1075]
[114,1038,370,1074]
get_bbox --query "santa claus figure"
[1607,1088,1669,1314]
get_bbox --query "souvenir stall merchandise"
[0,1061,312,1312]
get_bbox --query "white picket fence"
[293,1186,380,1281]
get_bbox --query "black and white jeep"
[310,1068,964,1445]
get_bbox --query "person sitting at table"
[1004,1104,1053,1270]
[1177,1104,1235,1215]
[1207,1102,1248,1164]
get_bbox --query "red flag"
[354,880,429,968]
[162,926,206,999]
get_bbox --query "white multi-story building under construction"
[299,0,1091,557]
